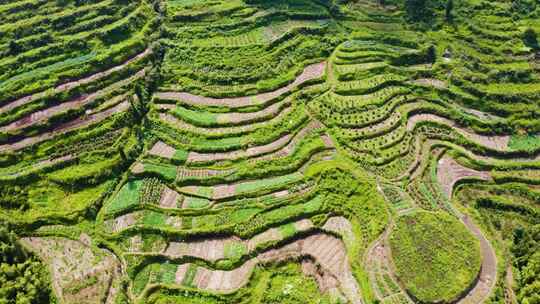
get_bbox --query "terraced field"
[1,0,540,304]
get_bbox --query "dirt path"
[154,62,326,108]
[434,155,498,304]
[505,265,517,304]
[369,151,499,304]
[364,208,414,303]
[367,238,414,303]
[0,48,150,115]
[457,215,498,304]
[367,208,497,304]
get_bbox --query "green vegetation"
[389,211,481,303]
[0,222,54,304]
[256,263,334,304]
[513,225,540,304]
[455,180,540,304]
[2,0,540,303]
[105,180,143,214]
[145,263,333,304]
[508,134,540,151]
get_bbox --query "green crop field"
[1,0,539,304]
[389,211,481,303]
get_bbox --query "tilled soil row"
[186,133,293,163]
[155,98,291,126]
[158,104,293,137]
[436,155,492,199]
[0,48,151,115]
[410,78,448,89]
[0,69,145,132]
[1,68,143,132]
[0,101,130,152]
[406,113,510,152]
[148,141,176,159]
[176,166,234,182]
[154,62,326,108]
[167,232,361,303]
[0,154,73,178]
[253,120,324,162]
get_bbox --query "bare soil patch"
[167,231,361,303]
[437,155,491,199]
[456,215,497,304]
[21,235,122,304]
[148,141,176,159]
[159,186,181,209]
[411,78,448,89]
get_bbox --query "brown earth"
[0,101,130,152]
[20,235,122,304]
[186,133,293,163]
[456,215,498,304]
[0,49,150,115]
[154,62,326,108]
[436,155,492,199]
[406,113,510,151]
[0,69,143,132]
[159,186,181,209]
[170,233,361,302]
[158,106,293,136]
[411,78,448,89]
[148,141,176,159]
[149,229,361,303]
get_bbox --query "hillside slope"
[1,0,539,303]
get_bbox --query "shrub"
[523,28,538,49]
[0,223,54,303]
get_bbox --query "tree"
[118,146,127,162]
[523,28,538,49]
[0,222,54,304]
[426,45,437,63]
[0,185,28,211]
[405,0,430,22]
[445,0,454,22]
[7,41,20,56]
